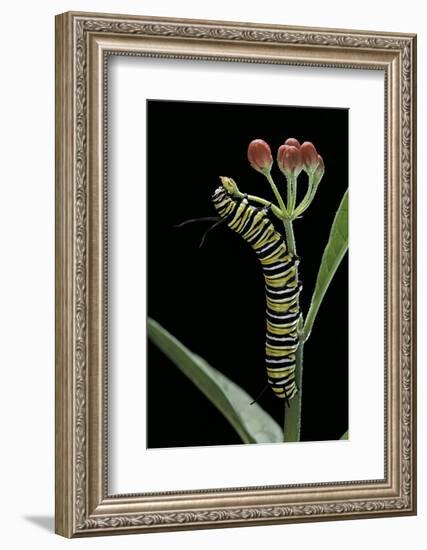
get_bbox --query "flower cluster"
[247,137,324,219]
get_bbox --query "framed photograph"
[55,11,417,537]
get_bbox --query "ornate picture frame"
[55,11,416,537]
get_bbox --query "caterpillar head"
[219,176,239,196]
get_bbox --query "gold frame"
[55,11,417,538]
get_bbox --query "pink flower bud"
[247,139,273,174]
[300,141,319,173]
[284,138,301,149]
[277,144,303,177]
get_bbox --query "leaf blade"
[303,190,349,342]
[147,318,283,444]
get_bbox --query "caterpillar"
[212,183,302,402]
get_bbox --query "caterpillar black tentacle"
[174,216,221,228]
[249,382,270,406]
[198,217,228,248]
[174,215,227,248]
[212,185,302,401]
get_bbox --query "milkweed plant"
[148,136,348,444]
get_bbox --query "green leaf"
[147,318,283,444]
[303,189,348,342]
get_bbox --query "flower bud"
[220,176,239,195]
[284,137,301,149]
[247,139,273,174]
[277,144,303,177]
[300,141,319,173]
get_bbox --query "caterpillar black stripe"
[212,185,302,401]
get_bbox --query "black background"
[146,99,348,448]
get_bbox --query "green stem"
[294,172,315,217]
[290,175,297,215]
[297,182,320,216]
[280,216,302,442]
[286,175,293,216]
[294,172,324,217]
[265,173,289,218]
[283,219,296,255]
[283,341,304,442]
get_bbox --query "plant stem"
[283,342,304,442]
[265,173,289,218]
[286,175,293,216]
[296,181,320,217]
[283,219,296,255]
[280,216,303,442]
[290,174,297,215]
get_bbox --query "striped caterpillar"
[212,184,302,402]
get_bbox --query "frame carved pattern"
[55,11,416,537]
